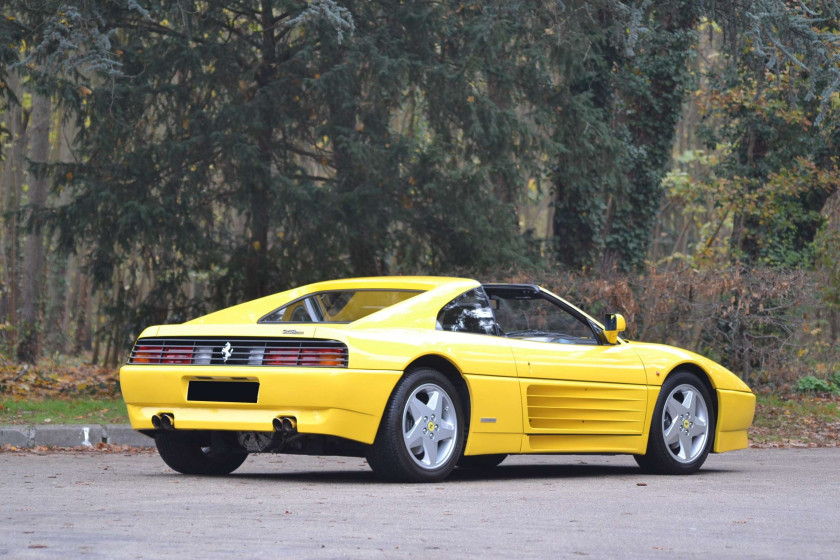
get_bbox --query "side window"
[491,295,597,344]
[437,288,498,335]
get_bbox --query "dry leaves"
[750,392,840,448]
[0,355,120,400]
[1,443,156,454]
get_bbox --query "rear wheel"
[635,371,715,474]
[367,368,465,482]
[155,431,248,475]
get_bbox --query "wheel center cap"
[427,421,435,432]
[683,418,691,430]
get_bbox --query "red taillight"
[161,346,194,364]
[263,347,346,366]
[299,348,344,367]
[132,345,193,364]
[133,345,163,364]
[264,348,299,366]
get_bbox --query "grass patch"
[0,398,128,425]
[751,393,840,446]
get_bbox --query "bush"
[493,266,838,386]
[795,376,837,394]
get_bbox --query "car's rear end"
[118,277,477,474]
[120,326,405,444]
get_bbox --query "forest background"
[1,0,839,402]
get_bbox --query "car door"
[487,287,648,435]
[434,288,521,439]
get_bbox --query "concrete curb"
[0,424,155,448]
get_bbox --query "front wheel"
[367,368,465,482]
[634,371,715,475]
[155,431,248,475]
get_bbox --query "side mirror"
[603,313,626,344]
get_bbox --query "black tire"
[367,367,465,482]
[457,454,507,469]
[634,371,715,475]
[155,431,248,475]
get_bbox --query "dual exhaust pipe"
[152,413,296,434]
[273,416,297,434]
[151,413,174,430]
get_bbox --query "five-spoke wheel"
[402,383,459,470]
[635,371,715,474]
[661,383,710,463]
[367,368,465,482]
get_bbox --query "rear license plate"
[187,381,259,403]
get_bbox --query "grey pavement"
[0,424,154,448]
[1,448,839,559]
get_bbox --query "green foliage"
[0,9,27,160]
[0,398,127,425]
[552,1,702,271]
[3,0,840,363]
[699,71,840,267]
[696,0,840,268]
[795,375,838,394]
[550,5,623,269]
[605,10,700,270]
[704,0,840,127]
[814,191,840,312]
[29,0,552,347]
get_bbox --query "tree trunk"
[326,55,384,276]
[44,105,73,353]
[243,0,277,300]
[16,91,51,363]
[1,70,27,332]
[72,271,92,354]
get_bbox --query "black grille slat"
[128,337,348,367]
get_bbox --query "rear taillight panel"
[127,338,348,367]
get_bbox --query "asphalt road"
[2,448,838,559]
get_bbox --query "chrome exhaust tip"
[159,413,174,430]
[282,417,296,432]
[273,416,297,434]
[153,413,174,430]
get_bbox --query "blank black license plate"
[187,381,259,403]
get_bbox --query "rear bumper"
[713,389,756,453]
[119,365,402,444]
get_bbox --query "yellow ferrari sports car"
[120,276,755,482]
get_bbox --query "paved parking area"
[2,448,838,558]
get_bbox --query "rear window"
[436,288,498,335]
[259,290,423,323]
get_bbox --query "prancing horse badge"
[221,342,233,363]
